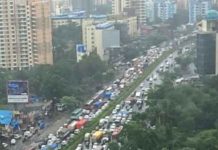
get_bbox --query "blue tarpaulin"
[0,110,13,125]
[11,119,20,129]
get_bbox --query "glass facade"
[196,33,216,75]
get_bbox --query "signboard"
[7,80,29,103]
[76,44,87,62]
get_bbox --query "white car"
[2,143,8,148]
[14,134,22,139]
[110,126,116,132]
[153,75,157,80]
[121,118,126,125]
[74,129,80,134]
[129,108,133,113]
[112,109,117,114]
[70,133,75,139]
[61,140,67,145]
[10,139,16,145]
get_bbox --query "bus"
[71,108,83,120]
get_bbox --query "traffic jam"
[27,34,194,150]
[75,49,179,150]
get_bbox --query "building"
[112,0,155,25]
[51,0,73,15]
[95,24,120,61]
[188,0,211,24]
[71,0,94,14]
[51,11,86,28]
[176,0,188,10]
[0,0,53,70]
[109,16,138,37]
[95,0,109,5]
[157,0,177,21]
[196,10,218,75]
[82,22,120,61]
[112,0,131,15]
[133,0,155,25]
[52,13,107,29]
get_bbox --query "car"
[93,142,98,149]
[129,108,133,113]
[110,126,116,132]
[70,133,75,139]
[125,120,130,124]
[2,143,8,148]
[115,104,121,109]
[13,134,22,139]
[75,147,82,150]
[112,109,117,114]
[10,139,16,145]
[121,118,126,125]
[153,75,157,80]
[74,129,80,134]
[102,144,108,150]
[61,140,67,145]
[24,131,32,138]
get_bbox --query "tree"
[52,23,82,62]
[61,96,81,111]
[175,55,193,72]
[186,129,218,150]
[117,73,218,149]
[108,142,120,150]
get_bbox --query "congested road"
[74,41,189,150]
[75,34,196,150]
[6,33,195,150]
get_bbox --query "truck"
[92,131,104,142]
[112,126,123,139]
[67,121,77,130]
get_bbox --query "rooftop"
[96,22,114,29]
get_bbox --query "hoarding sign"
[7,80,29,103]
[76,44,87,62]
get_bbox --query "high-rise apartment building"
[196,10,218,75]
[132,0,156,25]
[176,0,188,10]
[112,0,130,15]
[95,0,109,5]
[157,0,177,21]
[188,0,211,24]
[51,0,73,15]
[112,0,155,25]
[0,0,53,70]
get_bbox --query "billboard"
[7,80,29,103]
[76,44,87,62]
